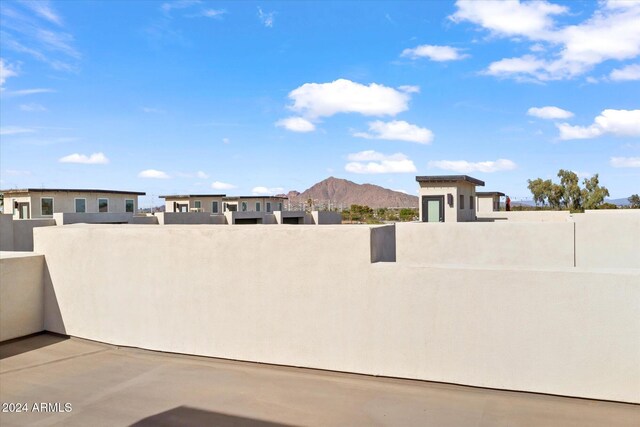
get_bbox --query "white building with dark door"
[2,188,145,219]
[416,175,485,223]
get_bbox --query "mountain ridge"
[280,177,418,209]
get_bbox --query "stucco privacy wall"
[35,225,640,403]
[0,214,14,251]
[573,211,640,269]
[12,219,57,251]
[53,212,134,225]
[0,252,45,341]
[155,212,221,225]
[395,222,575,268]
[476,211,572,222]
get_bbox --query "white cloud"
[275,116,316,133]
[257,7,275,28]
[19,103,47,112]
[527,106,574,120]
[222,137,230,144]
[196,171,208,179]
[138,169,170,179]
[21,1,63,26]
[610,156,640,168]
[211,181,236,190]
[610,63,640,81]
[59,152,109,164]
[0,58,18,87]
[2,88,56,97]
[353,120,434,144]
[201,9,226,18]
[557,109,640,140]
[1,2,80,72]
[397,85,420,93]
[345,151,417,174]
[428,158,517,173]
[452,1,640,81]
[450,0,567,38]
[401,44,469,61]
[161,0,201,14]
[252,186,284,195]
[286,79,411,119]
[0,126,36,135]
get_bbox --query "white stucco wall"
[0,252,45,341]
[573,211,640,269]
[395,222,575,268]
[477,211,572,222]
[34,224,640,403]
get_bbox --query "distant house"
[476,192,505,213]
[416,175,485,223]
[1,188,145,219]
[222,196,287,213]
[160,194,226,214]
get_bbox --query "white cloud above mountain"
[428,158,517,173]
[353,120,434,144]
[345,151,417,174]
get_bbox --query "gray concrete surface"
[1,334,638,427]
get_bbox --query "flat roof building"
[160,194,226,213]
[476,191,505,213]
[416,175,485,223]
[2,188,145,220]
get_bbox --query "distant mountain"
[282,177,418,209]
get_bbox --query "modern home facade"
[476,191,505,213]
[161,194,226,213]
[2,188,145,219]
[222,196,287,213]
[416,175,485,223]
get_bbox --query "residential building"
[416,175,485,223]
[476,191,505,213]
[222,196,287,213]
[1,188,145,220]
[160,194,226,214]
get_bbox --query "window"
[256,202,261,212]
[241,202,247,212]
[125,199,134,213]
[469,196,474,210]
[194,200,201,209]
[459,195,464,210]
[212,201,219,213]
[278,203,283,211]
[41,197,54,216]
[266,202,271,213]
[98,198,109,213]
[75,198,86,213]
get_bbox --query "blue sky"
[1,0,639,207]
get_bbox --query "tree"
[557,169,582,211]
[582,174,610,210]
[629,194,640,209]
[527,170,610,212]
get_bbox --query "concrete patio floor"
[1,333,638,427]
